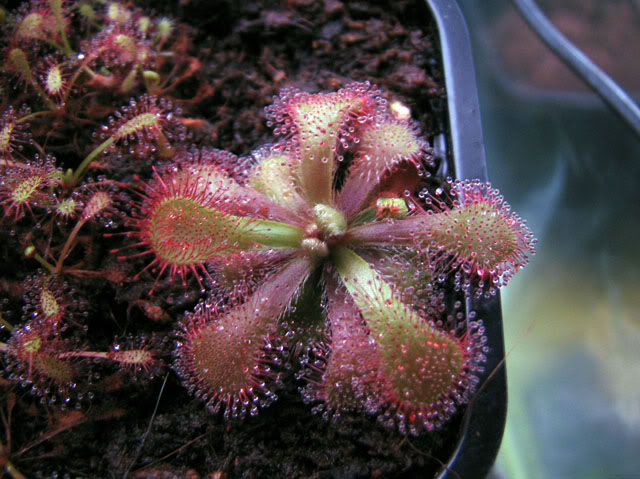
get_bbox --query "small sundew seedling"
[54,197,79,220]
[15,12,47,41]
[4,48,58,110]
[77,2,96,25]
[0,155,58,221]
[107,95,178,149]
[37,55,72,105]
[107,346,160,377]
[146,81,536,431]
[54,187,117,273]
[68,95,185,186]
[22,272,70,328]
[57,335,166,382]
[6,47,34,83]
[137,16,151,35]
[13,7,60,45]
[3,320,79,402]
[45,62,65,97]
[85,23,151,70]
[48,0,73,53]
[154,17,173,47]
[105,2,132,24]
[0,105,32,161]
[81,190,112,221]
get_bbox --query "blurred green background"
[456,1,640,478]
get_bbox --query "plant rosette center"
[299,203,349,259]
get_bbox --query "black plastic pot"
[425,1,508,478]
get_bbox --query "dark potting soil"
[0,1,467,478]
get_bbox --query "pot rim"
[424,1,508,478]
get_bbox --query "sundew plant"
[156,82,535,433]
[0,0,535,475]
